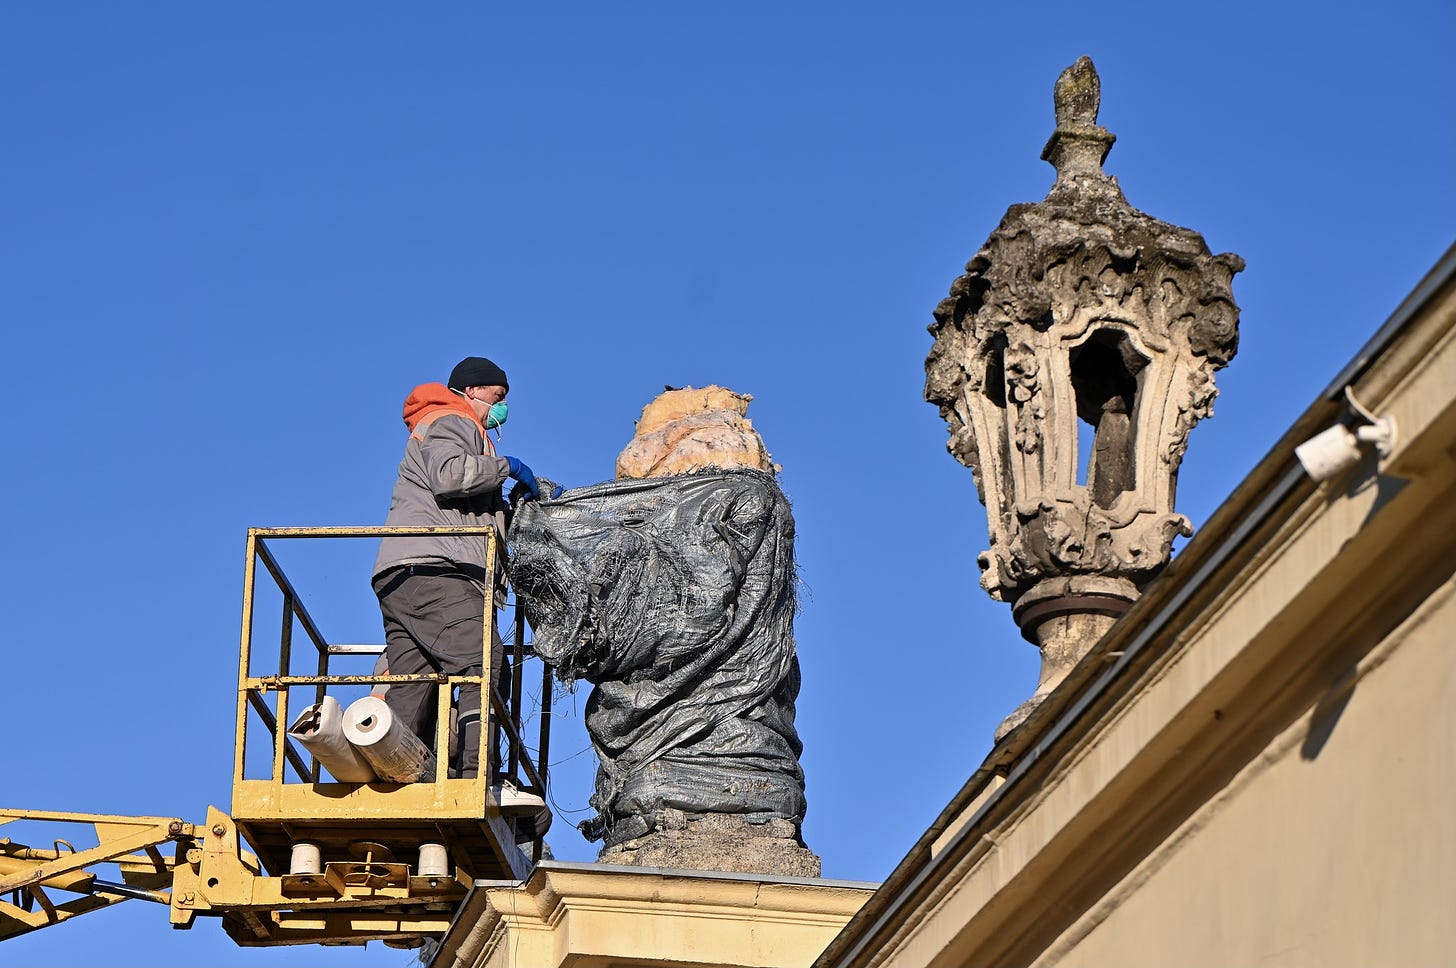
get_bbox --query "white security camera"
[1294,387,1396,483]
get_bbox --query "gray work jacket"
[372,383,510,584]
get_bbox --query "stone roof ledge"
[432,860,877,968]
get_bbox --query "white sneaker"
[491,781,547,815]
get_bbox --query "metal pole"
[536,650,552,797]
[508,605,524,782]
[234,532,258,793]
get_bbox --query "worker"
[371,356,542,780]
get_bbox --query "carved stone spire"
[1042,55,1116,184]
[925,57,1244,737]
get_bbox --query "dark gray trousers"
[373,566,501,778]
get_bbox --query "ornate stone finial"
[925,60,1244,738]
[1042,56,1116,183]
[1053,55,1100,126]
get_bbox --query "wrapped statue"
[509,387,819,876]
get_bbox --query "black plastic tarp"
[509,470,806,846]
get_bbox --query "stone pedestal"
[996,574,1137,737]
[598,815,821,879]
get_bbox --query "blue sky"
[2,4,1451,965]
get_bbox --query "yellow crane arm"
[0,806,474,948]
[0,810,194,942]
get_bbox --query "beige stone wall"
[1038,573,1456,968]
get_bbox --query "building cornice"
[434,861,876,968]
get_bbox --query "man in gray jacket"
[371,356,542,779]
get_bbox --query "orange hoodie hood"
[401,382,482,432]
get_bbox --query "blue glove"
[504,456,540,500]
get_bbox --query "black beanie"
[448,356,509,391]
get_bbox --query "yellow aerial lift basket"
[230,526,549,886]
[1,524,553,949]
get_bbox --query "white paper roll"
[342,696,435,783]
[287,696,377,783]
